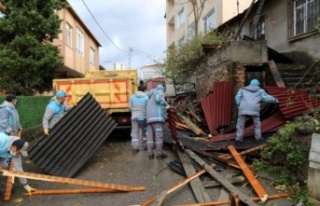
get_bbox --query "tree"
[0,0,67,95]
[165,32,224,85]
[189,0,208,36]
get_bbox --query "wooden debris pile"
[141,144,289,206]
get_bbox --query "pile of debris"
[165,81,320,148]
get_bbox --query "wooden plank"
[0,168,145,192]
[176,122,190,129]
[176,149,211,203]
[185,149,257,206]
[178,113,206,135]
[27,187,143,195]
[151,191,167,206]
[268,60,286,87]
[173,193,289,206]
[141,163,216,206]
[3,162,14,201]
[191,148,240,169]
[204,176,245,188]
[4,131,22,201]
[218,144,266,160]
[228,145,268,202]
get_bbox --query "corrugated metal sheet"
[208,110,286,143]
[167,108,185,150]
[265,87,320,119]
[29,93,117,177]
[201,81,233,135]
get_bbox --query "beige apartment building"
[53,6,101,78]
[166,0,254,48]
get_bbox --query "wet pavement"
[0,134,293,206]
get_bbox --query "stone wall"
[196,45,232,99]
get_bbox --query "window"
[178,36,185,46]
[188,22,196,40]
[76,28,84,56]
[250,17,265,40]
[177,8,185,27]
[89,48,95,64]
[65,23,72,47]
[203,9,216,34]
[290,0,320,38]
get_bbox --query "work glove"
[44,129,49,136]
[17,129,22,137]
[24,184,37,196]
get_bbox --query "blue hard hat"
[156,84,164,90]
[56,90,67,98]
[250,79,260,86]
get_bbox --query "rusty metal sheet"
[201,81,233,135]
[29,93,117,177]
[208,110,286,143]
[265,87,320,119]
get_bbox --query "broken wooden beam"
[228,145,268,202]
[203,176,245,188]
[185,149,258,206]
[268,60,286,87]
[3,162,15,201]
[176,122,190,129]
[178,113,206,135]
[26,187,143,195]
[0,168,145,192]
[173,193,289,206]
[142,162,216,206]
[191,148,241,169]
[218,144,266,160]
[176,148,211,203]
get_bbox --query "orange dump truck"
[53,70,137,130]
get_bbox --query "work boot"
[255,138,264,143]
[132,149,140,154]
[156,153,167,159]
[149,154,154,160]
[235,140,242,146]
[143,145,148,151]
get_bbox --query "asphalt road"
[0,134,294,206]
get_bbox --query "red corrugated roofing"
[201,81,233,135]
[265,87,320,119]
[208,110,286,142]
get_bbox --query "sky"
[67,0,167,70]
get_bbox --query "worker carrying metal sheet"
[0,132,36,195]
[42,90,74,136]
[235,79,278,145]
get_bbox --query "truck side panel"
[53,78,133,114]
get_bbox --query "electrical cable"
[80,0,128,53]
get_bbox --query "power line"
[80,0,128,53]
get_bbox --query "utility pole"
[128,47,133,70]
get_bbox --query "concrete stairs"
[276,63,319,91]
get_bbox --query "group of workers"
[129,83,169,160]
[0,90,71,195]
[0,78,278,195]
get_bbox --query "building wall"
[196,41,267,99]
[52,8,100,77]
[227,0,320,66]
[141,64,165,80]
[166,0,253,48]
